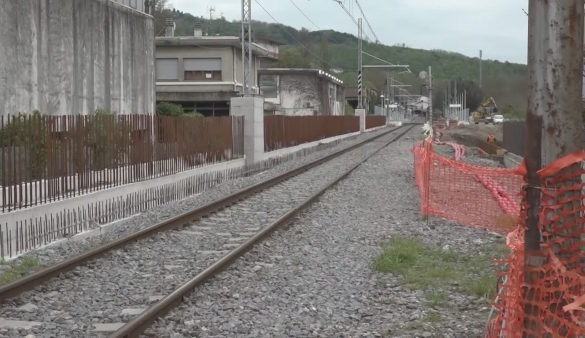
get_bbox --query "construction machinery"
[472,97,498,124]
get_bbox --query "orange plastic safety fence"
[412,141,523,234]
[413,141,585,336]
[487,151,585,337]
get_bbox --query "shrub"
[156,102,185,116]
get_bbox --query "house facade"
[344,87,377,114]
[155,35,279,116]
[259,68,345,116]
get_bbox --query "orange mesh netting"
[488,150,585,337]
[413,140,585,336]
[412,141,523,234]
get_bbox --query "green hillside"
[167,10,528,118]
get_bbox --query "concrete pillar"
[230,96,264,165]
[355,108,366,132]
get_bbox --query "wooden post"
[524,0,584,333]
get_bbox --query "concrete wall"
[156,44,262,98]
[156,45,236,83]
[111,0,145,12]
[264,73,345,116]
[0,0,155,116]
[278,74,321,115]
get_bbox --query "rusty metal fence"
[264,115,360,151]
[366,115,386,129]
[0,114,244,212]
[502,120,526,156]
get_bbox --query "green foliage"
[277,48,312,68]
[424,312,443,323]
[319,34,331,71]
[156,101,185,116]
[500,104,525,120]
[344,102,355,116]
[426,292,447,308]
[182,111,205,118]
[0,111,48,179]
[465,274,498,299]
[374,236,505,301]
[84,109,132,171]
[168,10,528,113]
[0,256,41,284]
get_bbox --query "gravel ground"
[0,127,410,337]
[0,127,391,276]
[147,127,501,338]
[433,143,504,168]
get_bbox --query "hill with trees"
[164,9,528,118]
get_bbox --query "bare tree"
[145,0,172,36]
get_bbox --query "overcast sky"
[168,0,529,64]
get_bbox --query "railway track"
[0,124,415,337]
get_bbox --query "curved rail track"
[0,124,416,337]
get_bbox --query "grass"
[374,236,509,301]
[0,256,41,284]
[465,274,498,299]
[426,292,448,308]
[424,312,443,323]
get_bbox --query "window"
[183,58,222,81]
[156,58,179,80]
[259,75,278,98]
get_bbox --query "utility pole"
[241,0,252,96]
[357,18,363,109]
[207,6,216,35]
[524,0,584,333]
[479,49,483,89]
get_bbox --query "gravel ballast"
[147,127,502,337]
[1,127,391,275]
[0,127,409,337]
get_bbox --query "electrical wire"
[287,0,320,30]
[331,0,372,42]
[254,0,343,70]
[354,0,380,43]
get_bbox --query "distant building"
[344,87,377,113]
[259,68,345,116]
[155,30,279,116]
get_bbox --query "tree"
[277,49,311,68]
[156,102,184,116]
[147,0,172,36]
[320,35,331,71]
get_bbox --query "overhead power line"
[331,0,372,42]
[288,0,320,30]
[354,0,380,43]
[254,0,342,70]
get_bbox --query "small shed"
[259,68,345,116]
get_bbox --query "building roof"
[258,68,343,86]
[155,36,279,59]
[344,87,377,98]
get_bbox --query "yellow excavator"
[472,97,498,124]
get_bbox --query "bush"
[156,102,185,116]
[344,102,355,116]
[183,111,205,118]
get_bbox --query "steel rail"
[0,124,414,302]
[111,124,416,338]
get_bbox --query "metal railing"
[366,115,386,129]
[0,114,243,212]
[264,115,360,151]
